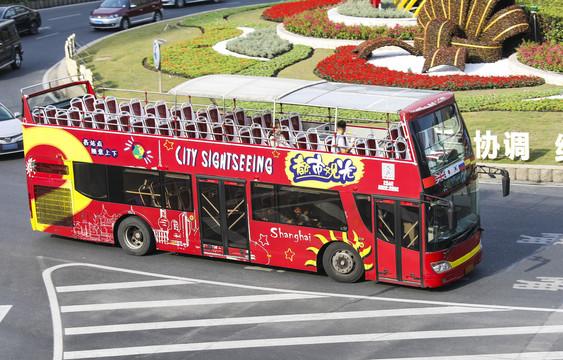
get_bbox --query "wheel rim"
[155,13,161,21]
[122,19,129,29]
[331,249,355,274]
[15,54,21,66]
[31,23,37,34]
[177,0,184,6]
[124,225,144,250]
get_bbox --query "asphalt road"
[1,1,563,359]
[0,0,269,113]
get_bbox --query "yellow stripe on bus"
[449,242,481,268]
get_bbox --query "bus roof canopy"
[168,75,444,114]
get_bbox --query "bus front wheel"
[117,217,155,256]
[322,242,364,283]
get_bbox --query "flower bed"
[517,41,563,73]
[262,0,342,22]
[149,25,259,78]
[315,46,545,91]
[284,7,416,40]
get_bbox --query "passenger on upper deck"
[335,120,355,153]
[268,119,290,148]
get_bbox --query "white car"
[0,103,23,155]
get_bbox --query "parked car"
[0,19,22,71]
[162,0,219,9]
[0,5,41,35]
[0,102,23,155]
[90,0,162,31]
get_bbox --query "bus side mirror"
[448,202,457,231]
[502,172,510,197]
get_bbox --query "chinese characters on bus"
[474,131,563,162]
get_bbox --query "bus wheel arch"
[321,241,365,283]
[116,215,156,256]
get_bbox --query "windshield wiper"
[444,221,479,258]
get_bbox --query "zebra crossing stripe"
[63,325,563,359]
[372,352,563,360]
[60,293,325,313]
[56,279,193,293]
[65,306,502,335]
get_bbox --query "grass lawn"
[78,3,563,166]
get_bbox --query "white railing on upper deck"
[29,93,411,160]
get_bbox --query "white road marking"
[35,33,60,40]
[56,279,193,293]
[62,325,563,359]
[42,262,563,314]
[0,305,12,323]
[60,293,324,313]
[373,352,563,360]
[65,306,503,335]
[48,14,82,21]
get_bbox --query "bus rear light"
[431,261,452,274]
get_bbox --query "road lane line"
[35,33,60,40]
[62,325,563,359]
[372,352,563,360]
[48,14,82,21]
[65,306,503,335]
[60,293,325,313]
[56,279,192,293]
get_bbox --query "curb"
[477,163,563,183]
[508,53,563,86]
[327,7,417,27]
[277,23,364,49]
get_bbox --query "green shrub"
[337,0,413,18]
[516,0,563,42]
[226,27,292,59]
[236,44,313,76]
[457,89,563,112]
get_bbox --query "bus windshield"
[409,103,472,177]
[426,181,479,252]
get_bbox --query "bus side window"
[353,193,372,232]
[73,162,108,200]
[109,167,161,207]
[251,183,276,222]
[163,173,193,212]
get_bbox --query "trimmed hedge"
[226,27,292,59]
[236,44,313,76]
[337,0,412,19]
[457,89,563,111]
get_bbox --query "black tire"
[11,51,22,70]
[153,11,162,22]
[29,21,39,35]
[120,17,130,31]
[322,242,364,283]
[175,0,185,8]
[117,217,155,256]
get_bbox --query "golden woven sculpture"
[356,0,530,73]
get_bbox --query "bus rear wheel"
[117,217,155,256]
[322,242,364,283]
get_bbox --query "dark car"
[0,19,22,70]
[0,5,41,35]
[90,0,162,31]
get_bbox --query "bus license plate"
[465,264,475,274]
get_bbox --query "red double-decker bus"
[21,75,508,287]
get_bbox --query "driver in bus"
[335,120,355,153]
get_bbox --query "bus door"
[196,177,249,260]
[375,198,422,285]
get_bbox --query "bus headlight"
[431,261,452,274]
